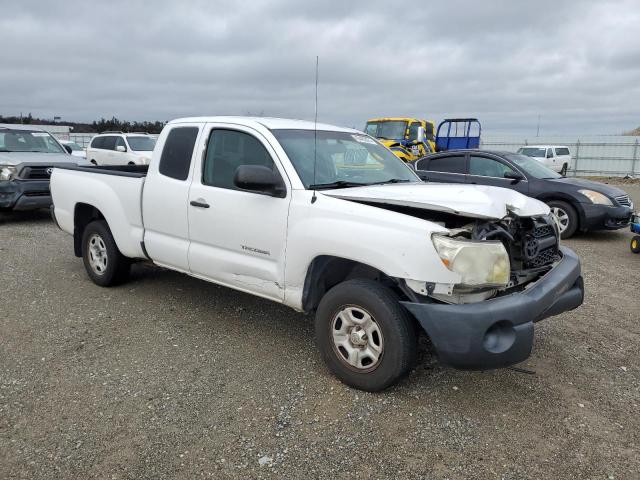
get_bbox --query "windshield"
[64,142,83,151]
[505,153,562,179]
[518,147,546,158]
[364,121,407,140]
[271,129,420,188]
[0,129,66,153]
[126,136,156,151]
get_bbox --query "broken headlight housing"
[432,234,510,287]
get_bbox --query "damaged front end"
[420,213,561,304]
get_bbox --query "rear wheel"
[547,200,578,239]
[81,220,130,286]
[315,279,418,391]
[560,163,568,176]
[631,236,640,254]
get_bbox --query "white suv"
[517,145,572,175]
[86,132,156,166]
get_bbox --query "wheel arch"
[535,193,585,230]
[73,203,106,257]
[301,255,406,313]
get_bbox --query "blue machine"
[630,213,640,253]
[435,118,481,152]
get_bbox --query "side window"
[407,123,420,141]
[90,137,104,149]
[469,156,514,178]
[115,137,126,151]
[427,155,466,174]
[555,147,570,156]
[102,136,117,151]
[546,148,554,158]
[158,127,199,180]
[203,129,277,191]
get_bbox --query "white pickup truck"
[51,116,584,391]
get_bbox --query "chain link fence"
[481,135,640,177]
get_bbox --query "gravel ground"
[1,186,639,479]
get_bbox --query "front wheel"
[548,200,578,239]
[631,235,640,254]
[315,279,418,391]
[81,220,131,286]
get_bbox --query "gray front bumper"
[402,246,584,370]
[0,179,51,211]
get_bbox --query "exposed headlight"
[0,165,17,181]
[432,234,510,287]
[578,189,612,206]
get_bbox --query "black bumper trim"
[0,179,51,211]
[401,246,584,370]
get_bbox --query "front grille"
[518,216,560,270]
[615,195,631,207]
[533,224,553,238]
[527,247,557,268]
[21,166,52,180]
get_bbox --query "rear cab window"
[158,127,199,180]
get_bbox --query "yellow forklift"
[364,117,436,162]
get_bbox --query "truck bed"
[51,165,148,259]
[56,164,149,177]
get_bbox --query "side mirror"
[63,144,73,154]
[234,165,286,197]
[116,145,126,152]
[504,171,524,182]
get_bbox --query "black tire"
[547,199,579,239]
[631,235,640,254]
[560,163,568,176]
[81,220,131,286]
[315,279,418,392]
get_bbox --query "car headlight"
[578,189,612,206]
[0,165,17,181]
[432,234,510,287]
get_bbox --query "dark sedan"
[413,150,634,238]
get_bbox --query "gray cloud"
[1,0,638,134]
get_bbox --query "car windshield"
[505,153,562,179]
[271,129,420,189]
[65,142,83,151]
[518,147,546,158]
[0,129,66,153]
[126,136,156,151]
[365,121,407,140]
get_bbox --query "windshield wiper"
[308,180,369,190]
[368,178,414,185]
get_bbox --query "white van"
[517,145,571,175]
[86,132,156,166]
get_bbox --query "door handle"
[190,200,210,208]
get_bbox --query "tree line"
[0,113,166,134]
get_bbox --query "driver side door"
[187,124,291,301]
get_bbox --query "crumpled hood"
[321,183,550,219]
[0,152,77,166]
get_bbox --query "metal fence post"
[632,139,639,176]
[573,140,580,177]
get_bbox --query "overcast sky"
[2,0,639,134]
